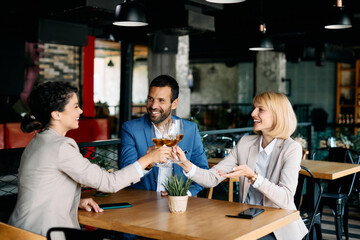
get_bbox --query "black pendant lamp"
[249,0,273,51]
[113,0,148,27]
[206,0,246,3]
[249,22,274,51]
[324,0,352,29]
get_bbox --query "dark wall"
[0,38,25,96]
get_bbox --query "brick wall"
[38,43,80,87]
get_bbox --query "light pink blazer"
[8,128,141,237]
[190,134,308,240]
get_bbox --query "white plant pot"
[168,195,188,214]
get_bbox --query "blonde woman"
[174,92,308,240]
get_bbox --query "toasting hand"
[172,146,193,173]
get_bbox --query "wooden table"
[208,158,360,180]
[0,222,46,240]
[300,159,360,180]
[79,188,299,240]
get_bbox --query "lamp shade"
[206,0,246,3]
[249,23,274,51]
[325,7,352,29]
[113,1,148,27]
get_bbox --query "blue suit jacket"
[119,114,209,196]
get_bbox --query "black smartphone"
[94,191,109,197]
[99,202,132,210]
[226,208,264,219]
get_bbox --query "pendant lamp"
[206,0,246,3]
[324,0,352,29]
[249,23,274,51]
[113,0,148,27]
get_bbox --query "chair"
[47,227,106,240]
[295,166,323,240]
[302,148,309,160]
[313,147,360,240]
[206,177,239,202]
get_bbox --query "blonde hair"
[253,92,297,139]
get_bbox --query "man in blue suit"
[119,75,209,196]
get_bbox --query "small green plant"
[164,175,192,196]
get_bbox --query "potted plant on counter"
[164,175,192,214]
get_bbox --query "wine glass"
[174,119,184,145]
[163,119,184,163]
[151,124,163,148]
[162,119,184,147]
[151,124,172,167]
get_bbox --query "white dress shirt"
[245,136,277,205]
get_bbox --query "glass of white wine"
[151,124,171,167]
[163,119,184,163]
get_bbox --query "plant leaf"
[163,174,192,196]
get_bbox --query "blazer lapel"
[241,137,260,203]
[143,115,154,149]
[266,139,284,179]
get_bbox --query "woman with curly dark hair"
[8,81,170,238]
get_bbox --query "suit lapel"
[143,115,154,149]
[266,139,283,179]
[241,137,260,203]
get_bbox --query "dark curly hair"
[21,81,78,133]
[149,75,179,102]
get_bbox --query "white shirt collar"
[151,122,162,138]
[259,136,277,155]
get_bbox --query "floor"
[322,206,360,240]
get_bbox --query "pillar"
[255,51,287,95]
[148,34,191,118]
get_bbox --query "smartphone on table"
[99,202,132,210]
[226,208,264,219]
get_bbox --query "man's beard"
[148,106,172,124]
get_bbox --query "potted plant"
[164,175,192,214]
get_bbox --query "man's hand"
[78,198,103,213]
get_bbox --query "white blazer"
[190,134,308,240]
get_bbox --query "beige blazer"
[191,135,308,240]
[8,128,141,237]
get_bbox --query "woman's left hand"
[78,198,104,213]
[217,165,254,179]
[172,146,192,173]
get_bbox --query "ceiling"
[3,0,360,63]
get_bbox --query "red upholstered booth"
[0,124,4,149]
[5,123,35,149]
[1,118,109,149]
[66,118,109,143]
